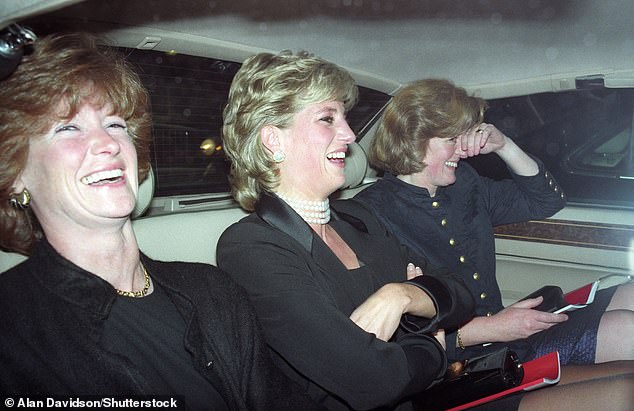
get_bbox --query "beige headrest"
[342,142,368,189]
[132,167,154,219]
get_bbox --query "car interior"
[1,0,633,306]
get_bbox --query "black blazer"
[217,193,474,411]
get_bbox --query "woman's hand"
[456,123,507,158]
[491,297,568,341]
[407,262,423,280]
[460,297,568,345]
[457,122,539,176]
[349,283,416,341]
[350,263,431,341]
[434,328,447,350]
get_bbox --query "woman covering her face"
[218,53,634,411]
[0,32,324,411]
[355,78,633,367]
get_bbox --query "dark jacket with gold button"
[354,159,565,361]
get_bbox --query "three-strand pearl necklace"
[277,193,331,225]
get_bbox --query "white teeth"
[445,161,458,168]
[326,152,346,159]
[81,169,123,185]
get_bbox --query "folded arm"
[218,222,449,410]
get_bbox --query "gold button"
[549,179,554,187]
[560,192,565,199]
[480,292,487,299]
[459,256,466,263]
[486,311,493,317]
[449,238,455,246]
[441,218,447,226]
[554,186,559,192]
[432,201,439,208]
[473,272,480,280]
[545,171,550,178]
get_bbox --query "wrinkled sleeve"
[484,156,566,226]
[401,266,475,334]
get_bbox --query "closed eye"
[54,124,78,133]
[107,122,127,130]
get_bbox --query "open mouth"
[445,161,458,168]
[326,151,346,164]
[326,151,346,163]
[81,169,124,185]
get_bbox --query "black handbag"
[413,347,524,410]
[518,285,567,312]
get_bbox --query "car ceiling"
[2,0,634,97]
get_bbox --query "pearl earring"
[272,150,286,163]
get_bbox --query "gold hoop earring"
[9,189,31,210]
[272,150,286,163]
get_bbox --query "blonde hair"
[222,50,358,211]
[0,32,152,254]
[370,79,486,175]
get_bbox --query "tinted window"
[472,88,634,209]
[122,48,390,197]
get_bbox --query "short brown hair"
[222,50,358,211]
[369,79,486,175]
[0,32,152,254]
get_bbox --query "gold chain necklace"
[115,265,150,298]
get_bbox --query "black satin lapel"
[255,192,315,253]
[330,201,369,234]
[256,194,372,274]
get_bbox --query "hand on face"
[455,123,507,158]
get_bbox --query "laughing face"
[15,99,139,233]
[415,136,461,197]
[275,100,356,199]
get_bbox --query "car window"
[471,88,634,209]
[121,48,390,198]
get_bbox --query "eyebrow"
[312,104,341,116]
